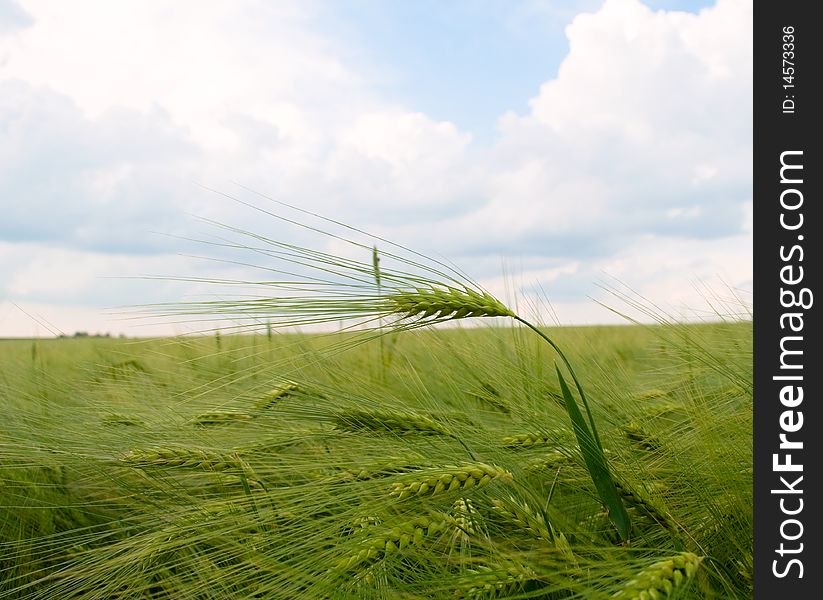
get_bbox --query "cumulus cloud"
[367,0,752,320]
[0,0,752,335]
[0,1,362,133]
[482,0,751,244]
[0,80,201,252]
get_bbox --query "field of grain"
[0,319,751,598]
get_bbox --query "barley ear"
[502,429,569,449]
[191,411,254,426]
[613,552,703,599]
[333,513,458,575]
[491,497,552,543]
[385,285,514,323]
[389,464,512,500]
[332,408,450,436]
[255,380,300,410]
[454,563,535,599]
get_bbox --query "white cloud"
[0,241,202,303]
[365,0,752,260]
[0,1,364,147]
[489,0,751,233]
[322,110,479,216]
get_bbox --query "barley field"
[0,317,751,598]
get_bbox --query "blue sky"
[0,0,751,336]
[324,0,594,141]
[321,0,716,140]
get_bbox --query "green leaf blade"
[555,364,631,540]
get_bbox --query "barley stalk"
[613,552,702,599]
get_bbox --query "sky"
[0,0,751,337]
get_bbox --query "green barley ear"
[467,383,511,414]
[524,450,576,473]
[491,496,552,543]
[385,285,515,323]
[635,389,668,401]
[553,530,579,569]
[614,480,677,533]
[255,380,299,410]
[613,552,703,599]
[622,421,661,451]
[502,429,570,449]
[389,463,512,500]
[117,447,243,472]
[332,408,451,436]
[452,498,478,537]
[347,515,382,534]
[454,563,535,599]
[335,456,427,481]
[334,512,458,575]
[371,245,381,288]
[191,411,254,426]
[117,447,262,497]
[100,413,146,427]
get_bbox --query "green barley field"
[1,213,752,598]
[1,318,751,599]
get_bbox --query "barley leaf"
[555,364,631,540]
